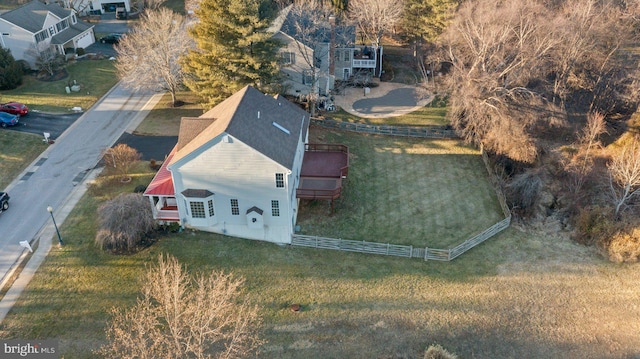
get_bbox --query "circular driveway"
[332,82,432,118]
[353,87,423,117]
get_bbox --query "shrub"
[0,47,23,90]
[573,205,614,246]
[95,193,157,253]
[505,169,542,216]
[424,344,457,359]
[603,228,640,263]
[102,144,141,181]
[76,47,85,56]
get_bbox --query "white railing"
[352,59,376,68]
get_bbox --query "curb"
[0,168,102,323]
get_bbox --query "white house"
[144,86,350,244]
[145,86,310,244]
[0,0,95,68]
[54,0,132,16]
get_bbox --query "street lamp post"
[47,206,64,246]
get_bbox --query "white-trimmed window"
[208,199,214,217]
[281,51,295,64]
[35,30,49,43]
[230,199,239,215]
[271,200,280,217]
[275,173,284,188]
[302,69,315,85]
[190,201,206,218]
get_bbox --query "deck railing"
[352,59,376,68]
[296,187,342,200]
[305,143,349,177]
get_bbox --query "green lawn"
[0,60,118,113]
[329,104,449,126]
[132,91,203,136]
[298,129,504,249]
[0,131,49,190]
[1,163,638,358]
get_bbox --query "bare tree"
[54,0,90,15]
[97,254,264,359]
[282,0,338,114]
[25,44,65,77]
[103,143,141,181]
[441,0,561,162]
[348,0,404,47]
[565,111,607,194]
[115,8,193,106]
[547,0,630,111]
[608,136,640,217]
[95,193,157,253]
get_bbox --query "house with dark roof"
[0,0,95,68]
[144,85,349,244]
[269,5,383,97]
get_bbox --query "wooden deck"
[297,144,349,201]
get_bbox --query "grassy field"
[0,131,48,190]
[328,104,449,126]
[132,91,204,136]
[298,129,504,249]
[1,162,639,358]
[0,60,118,113]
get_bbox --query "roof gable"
[0,0,71,34]
[171,86,310,170]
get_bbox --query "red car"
[0,102,28,116]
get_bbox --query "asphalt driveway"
[114,133,177,161]
[4,112,81,140]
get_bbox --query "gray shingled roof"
[171,86,310,170]
[0,0,71,34]
[51,22,92,44]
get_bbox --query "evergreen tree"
[400,0,458,45]
[0,48,23,90]
[182,0,279,108]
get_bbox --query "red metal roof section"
[143,146,177,196]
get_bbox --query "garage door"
[77,32,94,49]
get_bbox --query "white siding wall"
[172,135,295,244]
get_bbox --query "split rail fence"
[292,121,511,261]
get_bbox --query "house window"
[35,30,49,43]
[275,173,284,188]
[230,199,239,215]
[190,201,206,218]
[208,199,214,217]
[281,52,295,64]
[49,26,55,36]
[344,51,351,62]
[302,69,315,85]
[55,19,69,32]
[271,200,280,217]
[71,14,77,24]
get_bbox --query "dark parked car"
[0,192,9,213]
[0,102,28,116]
[0,112,19,128]
[100,33,123,44]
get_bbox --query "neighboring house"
[54,0,131,16]
[269,5,383,97]
[0,0,95,68]
[144,86,349,244]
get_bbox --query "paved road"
[0,84,154,284]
